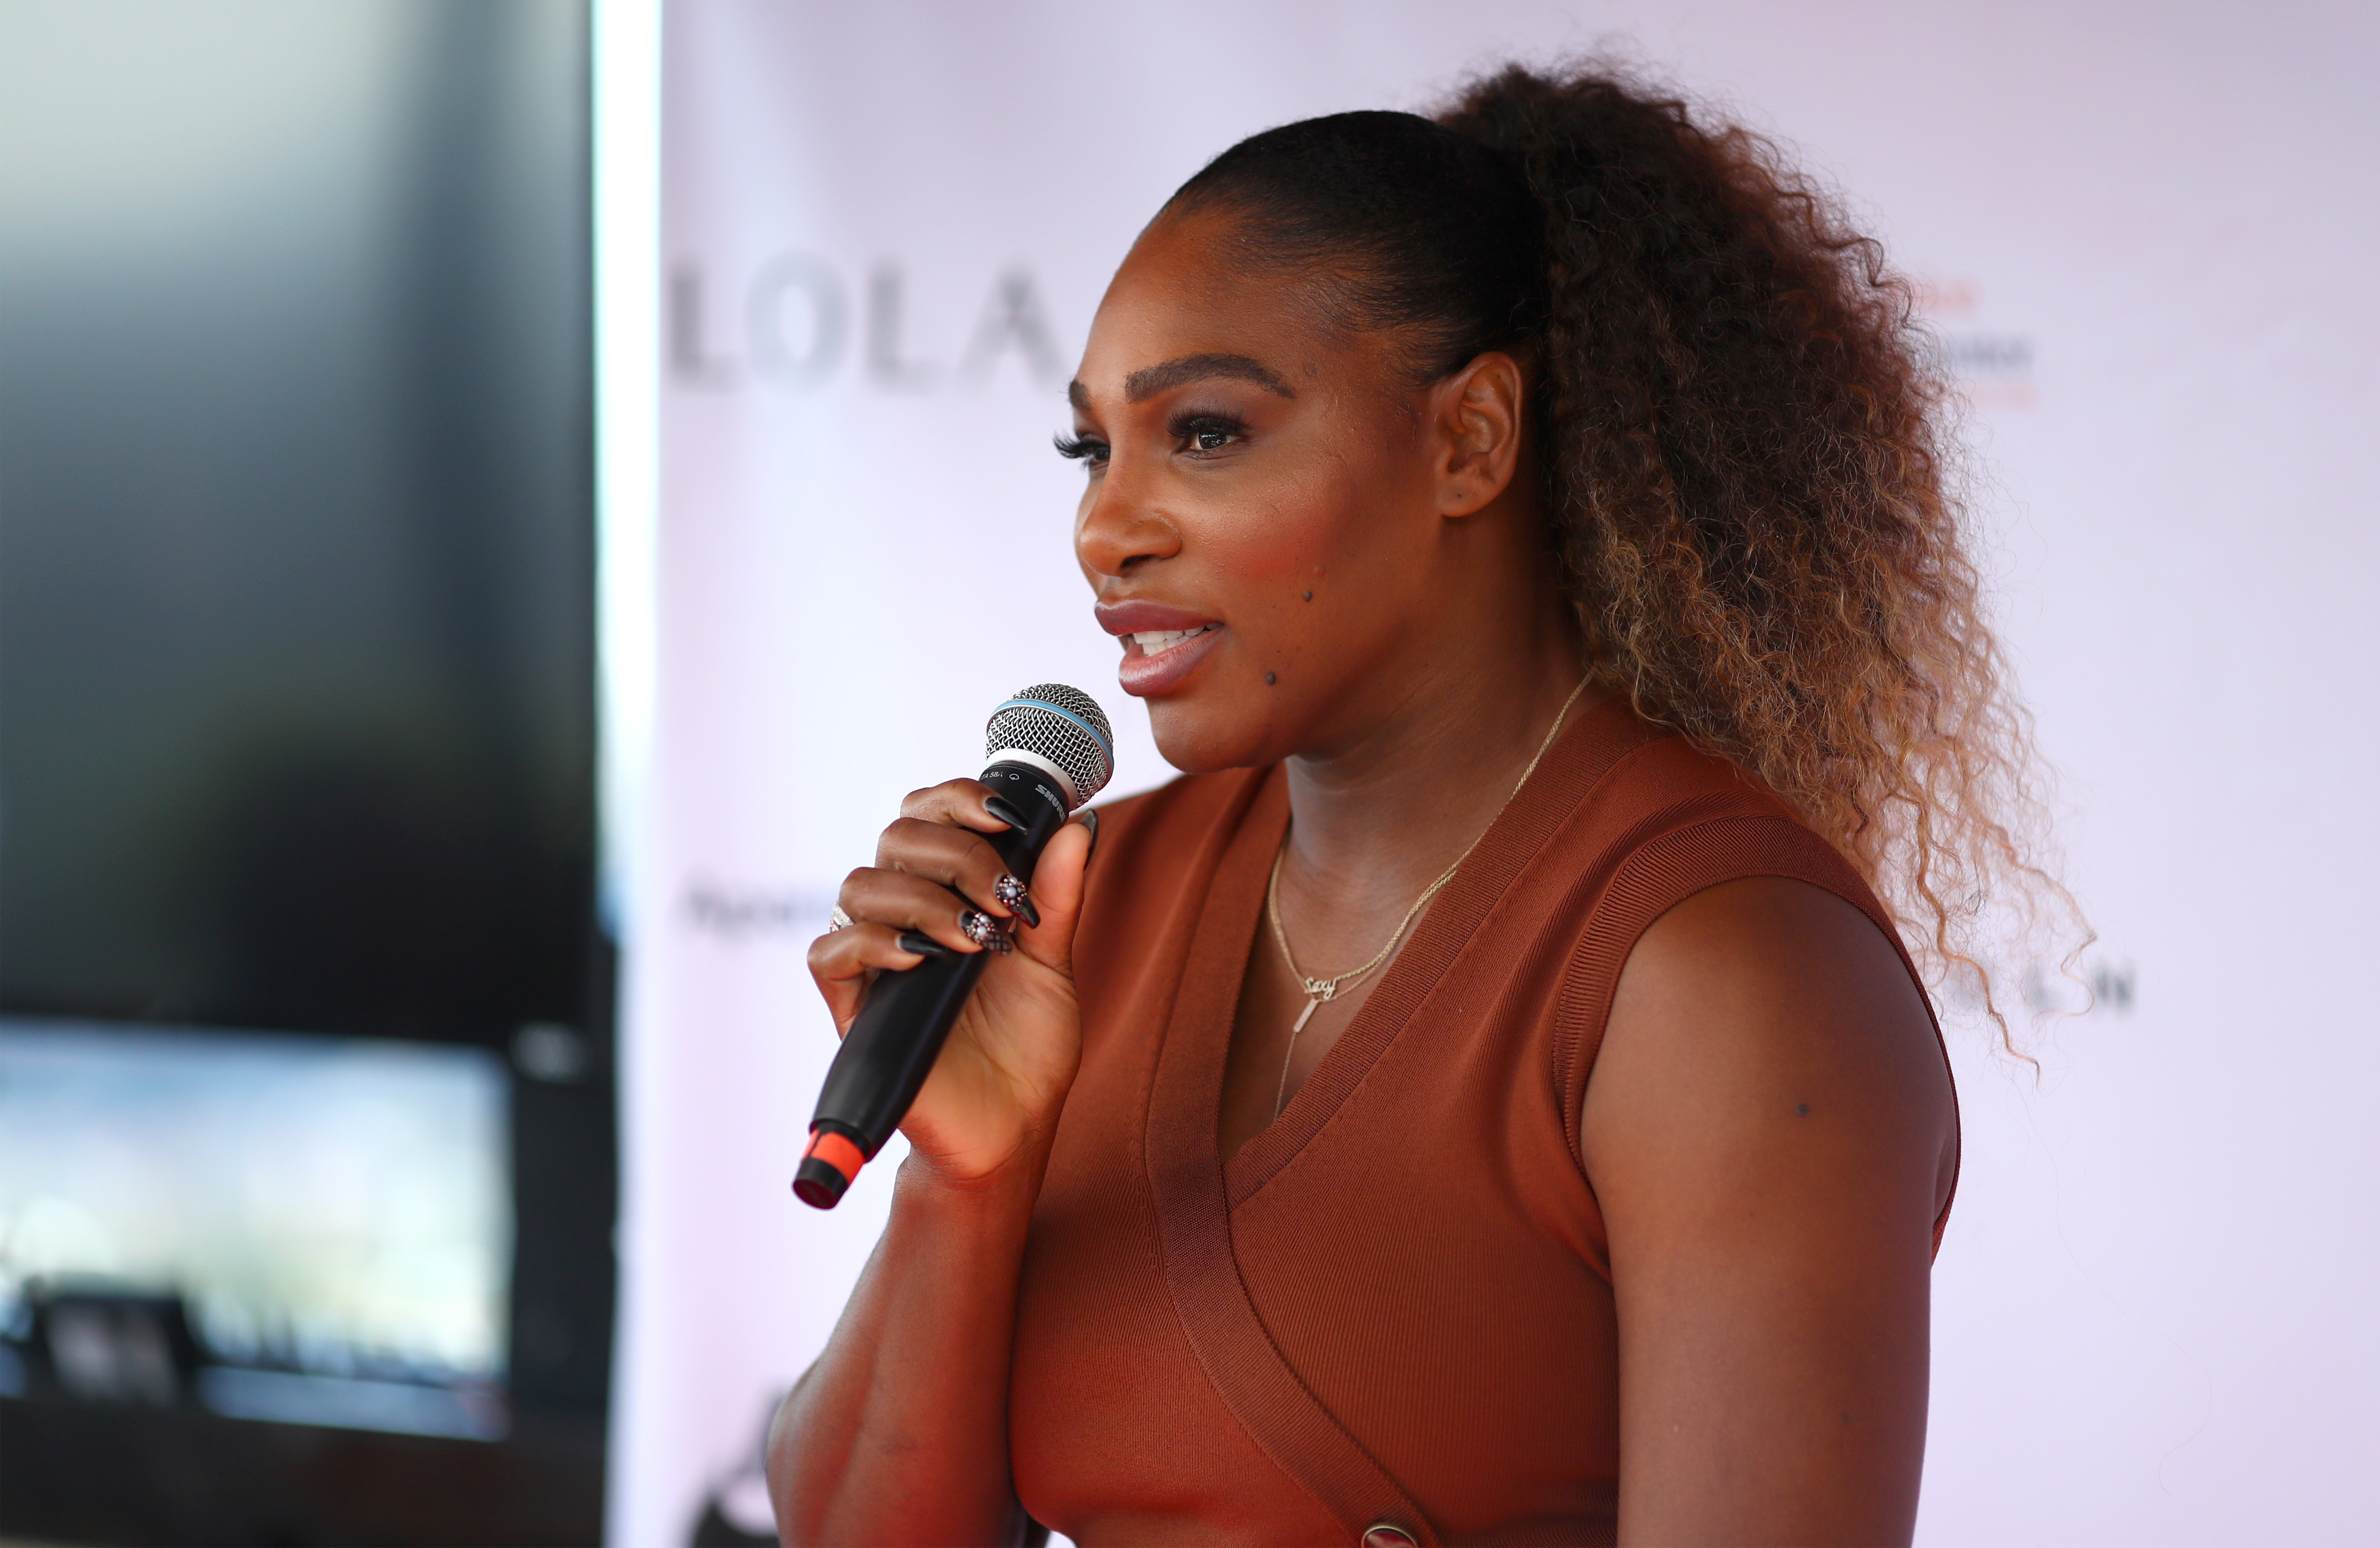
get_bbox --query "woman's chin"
[1142,698,1278,777]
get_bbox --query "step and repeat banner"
[613,3,2379,1544]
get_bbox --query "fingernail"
[984,793,1031,831]
[1080,808,1100,866]
[960,909,1013,953]
[895,930,953,958]
[994,873,1039,928]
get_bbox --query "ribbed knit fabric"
[1009,699,1955,1546]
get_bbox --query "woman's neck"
[1275,590,1589,967]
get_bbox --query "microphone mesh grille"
[985,683,1114,809]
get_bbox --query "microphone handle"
[794,759,1073,1208]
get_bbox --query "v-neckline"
[1172,698,1646,1211]
[1133,698,1655,1541]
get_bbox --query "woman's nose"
[1075,456,1180,578]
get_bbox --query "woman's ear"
[1433,351,1527,519]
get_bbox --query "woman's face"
[1068,208,1511,774]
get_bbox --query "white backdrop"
[609,3,2380,1544]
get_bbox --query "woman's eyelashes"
[1169,411,1247,456]
[1054,411,1247,471]
[1053,431,1109,467]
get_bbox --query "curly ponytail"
[1171,61,2078,1031]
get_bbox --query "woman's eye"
[1177,415,1245,454]
[1053,432,1108,467]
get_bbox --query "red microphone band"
[794,1128,869,1208]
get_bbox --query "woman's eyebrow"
[1064,354,1297,411]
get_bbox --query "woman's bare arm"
[765,788,1094,1546]
[767,1153,1045,1546]
[1584,876,1958,1547]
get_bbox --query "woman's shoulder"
[1545,711,1957,1241]
[1529,708,1924,1061]
[1579,715,1799,828]
[1533,700,1847,881]
[1548,709,1880,922]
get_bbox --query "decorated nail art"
[960,909,1013,953]
[993,873,1039,927]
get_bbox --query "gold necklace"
[1264,676,1590,1117]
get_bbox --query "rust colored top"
[1009,700,1953,1546]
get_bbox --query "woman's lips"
[1098,600,1225,698]
[1094,599,1214,635]
[1116,622,1224,697]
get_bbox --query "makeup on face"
[1095,599,1227,698]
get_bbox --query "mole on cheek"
[1795,1103,1810,1117]
[1302,590,1313,601]
[1265,672,1277,686]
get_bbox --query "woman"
[772,61,2053,1547]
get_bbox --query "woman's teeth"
[1131,626,1216,657]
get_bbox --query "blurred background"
[0,1,608,1542]
[3,2,2376,1546]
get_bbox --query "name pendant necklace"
[1264,676,1590,1118]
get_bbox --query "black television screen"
[0,3,607,1541]
[0,0,596,1044]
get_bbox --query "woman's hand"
[806,779,1095,1187]
[776,784,1095,1544]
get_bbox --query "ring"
[827,906,854,932]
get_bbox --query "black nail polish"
[1080,808,1100,866]
[984,793,1031,831]
[896,930,953,958]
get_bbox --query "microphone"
[794,684,1115,1209]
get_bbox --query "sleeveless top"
[1009,699,1955,1546]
